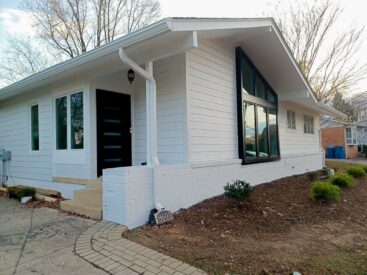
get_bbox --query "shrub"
[359,165,367,173]
[224,180,253,201]
[329,173,354,188]
[346,166,366,178]
[8,186,36,200]
[310,181,340,203]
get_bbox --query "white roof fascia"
[317,102,347,119]
[0,18,172,98]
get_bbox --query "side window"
[287,110,296,129]
[303,115,314,134]
[55,91,84,150]
[70,92,84,149]
[56,96,68,150]
[346,127,357,145]
[30,104,39,151]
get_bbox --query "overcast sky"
[0,0,366,94]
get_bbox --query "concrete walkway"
[75,221,206,275]
[0,197,106,275]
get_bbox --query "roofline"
[317,102,347,119]
[267,18,320,103]
[0,18,172,97]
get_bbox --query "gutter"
[0,18,172,100]
[119,48,163,210]
[317,102,347,119]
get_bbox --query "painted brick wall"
[103,152,323,228]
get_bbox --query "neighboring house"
[321,118,367,158]
[0,18,344,228]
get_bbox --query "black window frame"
[236,47,280,165]
[30,104,40,151]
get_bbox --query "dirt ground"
[127,161,367,274]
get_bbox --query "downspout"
[118,48,163,210]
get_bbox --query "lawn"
[126,161,367,274]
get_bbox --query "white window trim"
[29,102,40,153]
[346,127,357,145]
[54,90,84,151]
[303,114,314,134]
[287,110,296,130]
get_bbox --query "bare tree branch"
[22,0,161,59]
[274,0,367,103]
[0,35,51,86]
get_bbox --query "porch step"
[74,189,102,206]
[60,181,103,220]
[60,200,102,220]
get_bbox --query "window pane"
[346,128,352,138]
[56,96,67,150]
[244,103,256,158]
[31,105,39,151]
[269,109,279,156]
[292,111,296,129]
[287,110,291,129]
[70,92,84,149]
[242,59,254,95]
[267,88,277,103]
[255,76,266,99]
[304,115,314,134]
[257,106,268,157]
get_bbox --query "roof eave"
[0,18,172,99]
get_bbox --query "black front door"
[97,89,132,177]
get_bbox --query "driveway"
[326,158,367,165]
[0,197,106,275]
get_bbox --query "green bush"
[329,173,354,188]
[8,186,36,200]
[346,166,366,178]
[224,180,253,201]
[310,181,340,203]
[359,165,367,174]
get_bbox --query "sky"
[0,0,366,94]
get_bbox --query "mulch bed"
[25,198,63,209]
[127,163,367,274]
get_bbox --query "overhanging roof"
[0,17,346,118]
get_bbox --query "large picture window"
[236,47,280,164]
[55,91,84,150]
[56,96,67,150]
[70,92,84,149]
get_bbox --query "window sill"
[242,156,280,165]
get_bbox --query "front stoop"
[60,180,103,220]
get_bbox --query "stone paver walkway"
[75,221,206,275]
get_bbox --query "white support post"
[146,62,152,167]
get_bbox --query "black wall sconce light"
[127,69,135,84]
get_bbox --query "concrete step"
[60,200,102,220]
[86,179,103,190]
[74,189,102,206]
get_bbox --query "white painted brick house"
[0,18,344,228]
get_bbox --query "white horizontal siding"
[0,90,53,181]
[187,39,237,161]
[133,54,187,165]
[278,102,321,155]
[186,39,322,162]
